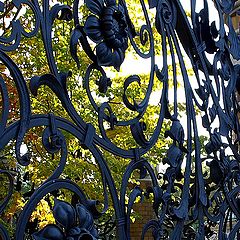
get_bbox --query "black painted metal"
[1,0,240,239]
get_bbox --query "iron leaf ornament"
[1,0,240,239]
[33,199,98,240]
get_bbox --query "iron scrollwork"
[1,0,240,239]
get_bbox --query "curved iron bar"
[0,0,240,239]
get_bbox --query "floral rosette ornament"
[84,0,128,70]
[32,199,98,240]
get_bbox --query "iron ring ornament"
[1,0,240,239]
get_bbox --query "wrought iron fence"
[1,0,240,239]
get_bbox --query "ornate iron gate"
[1,0,240,239]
